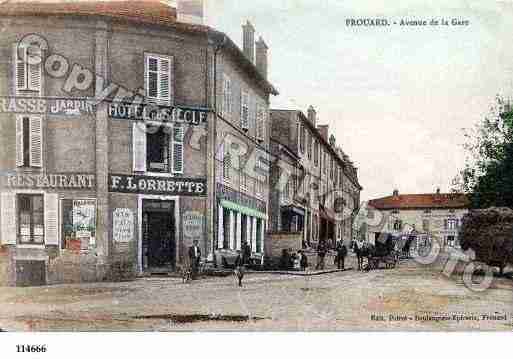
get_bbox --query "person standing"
[316,241,327,270]
[188,240,201,279]
[336,240,348,270]
[299,250,308,271]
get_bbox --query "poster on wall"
[183,211,204,241]
[73,199,97,248]
[113,208,134,243]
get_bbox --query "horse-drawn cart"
[354,234,399,271]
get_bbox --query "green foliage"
[455,95,513,209]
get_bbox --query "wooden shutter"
[29,116,43,168]
[15,116,24,167]
[0,192,17,245]
[159,56,173,105]
[146,55,159,101]
[172,125,184,174]
[44,193,59,246]
[14,44,27,93]
[27,46,42,93]
[132,123,147,172]
[240,91,249,130]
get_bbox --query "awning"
[282,205,306,217]
[220,199,267,220]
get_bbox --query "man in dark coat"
[188,240,201,279]
[336,241,348,270]
[315,241,327,270]
[242,240,252,266]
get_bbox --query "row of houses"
[0,0,361,286]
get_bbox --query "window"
[424,209,432,214]
[447,219,457,230]
[256,180,265,199]
[240,172,248,192]
[15,44,42,94]
[307,132,312,160]
[256,104,265,141]
[132,123,183,174]
[240,90,249,130]
[299,125,305,153]
[18,194,44,244]
[147,125,170,173]
[393,220,402,231]
[324,152,328,173]
[222,74,232,118]
[223,152,232,182]
[16,115,43,168]
[283,180,290,200]
[145,53,173,105]
[423,219,430,231]
[446,235,455,247]
[314,140,319,166]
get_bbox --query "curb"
[245,268,353,276]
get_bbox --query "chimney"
[317,125,329,141]
[393,189,399,197]
[307,105,316,125]
[242,21,255,63]
[177,0,204,25]
[255,36,268,79]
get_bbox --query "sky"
[205,0,513,200]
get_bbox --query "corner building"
[0,1,277,286]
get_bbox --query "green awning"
[220,200,267,220]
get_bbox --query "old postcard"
[0,0,512,341]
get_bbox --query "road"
[0,258,511,331]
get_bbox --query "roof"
[368,193,470,210]
[0,0,278,95]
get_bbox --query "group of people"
[315,240,348,270]
[280,249,308,271]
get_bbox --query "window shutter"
[44,193,59,246]
[159,56,173,105]
[172,125,184,174]
[15,116,24,167]
[241,91,249,130]
[132,123,147,172]
[28,46,42,93]
[14,44,27,93]
[256,105,264,141]
[146,55,159,101]
[0,192,16,245]
[29,116,43,168]
[444,219,448,230]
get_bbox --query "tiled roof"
[0,0,210,32]
[0,1,278,95]
[368,193,470,210]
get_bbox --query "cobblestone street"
[0,257,511,331]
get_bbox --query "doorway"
[142,200,176,271]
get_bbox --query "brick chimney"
[255,36,268,79]
[177,0,204,25]
[307,105,316,126]
[317,125,329,141]
[242,20,255,63]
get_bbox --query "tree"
[459,208,513,275]
[455,95,513,208]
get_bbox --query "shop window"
[17,194,44,244]
[61,199,97,250]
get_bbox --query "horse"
[352,241,372,271]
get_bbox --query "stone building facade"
[362,189,470,249]
[268,107,362,250]
[0,0,276,286]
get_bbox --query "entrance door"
[142,200,175,270]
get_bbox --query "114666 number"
[16,345,47,353]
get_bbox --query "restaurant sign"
[1,173,95,189]
[109,174,207,196]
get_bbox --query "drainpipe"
[209,32,227,263]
